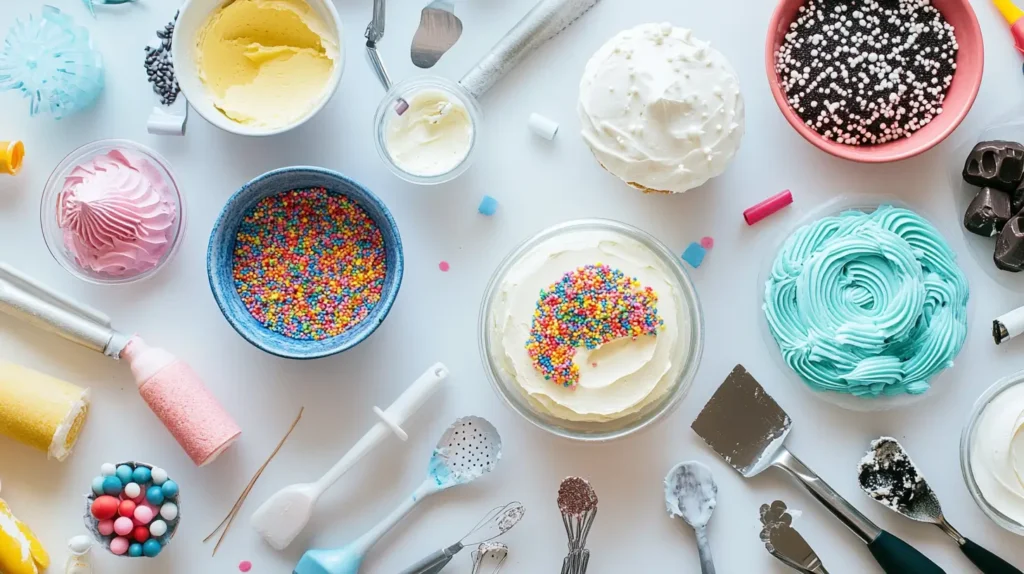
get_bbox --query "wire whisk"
[399,502,525,574]
[558,477,598,574]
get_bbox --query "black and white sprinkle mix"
[144,13,180,106]
[775,0,958,146]
[857,437,926,511]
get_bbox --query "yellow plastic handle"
[0,141,24,175]
[995,0,1024,26]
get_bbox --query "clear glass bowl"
[41,139,186,285]
[373,75,482,185]
[960,370,1024,535]
[758,195,970,411]
[479,219,704,441]
[948,108,1024,292]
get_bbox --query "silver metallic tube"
[459,0,600,100]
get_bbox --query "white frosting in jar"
[488,229,690,422]
[970,382,1024,526]
[384,89,473,177]
[578,23,745,193]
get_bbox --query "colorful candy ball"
[128,543,143,557]
[115,465,133,485]
[113,517,133,536]
[145,486,164,505]
[91,496,118,520]
[133,505,154,525]
[100,463,116,477]
[110,536,129,555]
[91,476,104,496]
[160,480,178,498]
[97,519,114,536]
[142,539,161,557]
[159,502,177,521]
[118,500,136,518]
[101,476,122,496]
[133,525,150,543]
[132,466,152,484]
[149,520,167,537]
[124,482,141,499]
[150,467,167,486]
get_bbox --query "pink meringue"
[57,149,178,277]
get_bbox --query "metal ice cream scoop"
[859,437,1022,574]
[664,461,717,573]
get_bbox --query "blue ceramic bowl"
[207,167,403,359]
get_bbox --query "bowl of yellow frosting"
[173,0,343,136]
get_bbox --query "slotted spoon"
[294,416,502,574]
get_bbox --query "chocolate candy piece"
[995,215,1024,272]
[964,141,1024,192]
[1013,180,1024,215]
[964,187,1012,237]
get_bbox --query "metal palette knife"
[690,365,944,574]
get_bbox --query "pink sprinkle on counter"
[700,236,714,249]
[239,560,252,572]
[439,261,450,272]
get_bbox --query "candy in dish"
[0,263,241,466]
[85,461,181,557]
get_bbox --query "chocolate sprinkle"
[144,13,180,106]
[557,476,598,516]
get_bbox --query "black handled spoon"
[859,437,1022,574]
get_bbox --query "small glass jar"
[961,370,1024,535]
[373,75,482,185]
[41,139,186,285]
[479,219,704,441]
[758,195,970,411]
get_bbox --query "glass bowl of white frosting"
[373,75,482,185]
[479,219,704,441]
[758,195,970,412]
[40,140,186,285]
[961,370,1024,535]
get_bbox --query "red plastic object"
[1013,19,1024,55]
[744,190,793,225]
[765,0,983,163]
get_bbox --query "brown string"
[204,406,304,555]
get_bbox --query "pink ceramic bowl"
[765,0,983,163]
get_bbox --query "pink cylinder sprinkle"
[744,190,793,225]
[239,560,253,572]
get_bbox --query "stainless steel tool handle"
[772,448,881,544]
[366,44,393,91]
[398,542,462,574]
[458,0,599,99]
[694,524,716,574]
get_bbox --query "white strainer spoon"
[294,416,502,574]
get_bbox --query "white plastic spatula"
[250,363,448,550]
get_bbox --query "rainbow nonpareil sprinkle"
[232,187,386,340]
[525,264,663,390]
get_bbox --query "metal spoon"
[411,0,463,68]
[665,461,718,574]
[859,437,1022,574]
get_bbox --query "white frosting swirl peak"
[578,23,745,193]
[58,149,177,277]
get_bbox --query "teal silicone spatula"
[691,365,944,574]
[860,437,1023,574]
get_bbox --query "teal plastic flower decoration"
[0,5,104,119]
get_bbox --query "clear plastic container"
[949,110,1024,292]
[41,139,186,285]
[373,75,482,185]
[960,370,1024,535]
[758,195,970,411]
[479,219,704,441]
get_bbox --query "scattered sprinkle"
[239,560,252,572]
[478,195,498,216]
[700,236,714,249]
[232,188,386,341]
[526,264,662,389]
[682,242,706,268]
[439,261,450,272]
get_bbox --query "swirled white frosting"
[578,23,745,193]
[488,229,689,422]
[971,383,1024,526]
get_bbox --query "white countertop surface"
[3,0,1024,572]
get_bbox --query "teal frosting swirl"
[763,206,969,397]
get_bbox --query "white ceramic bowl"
[171,0,344,137]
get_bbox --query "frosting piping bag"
[0,263,241,466]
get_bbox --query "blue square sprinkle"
[682,242,706,268]
[478,195,498,216]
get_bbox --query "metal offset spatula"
[411,0,463,68]
[691,365,944,574]
[760,500,829,574]
[859,438,1023,574]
